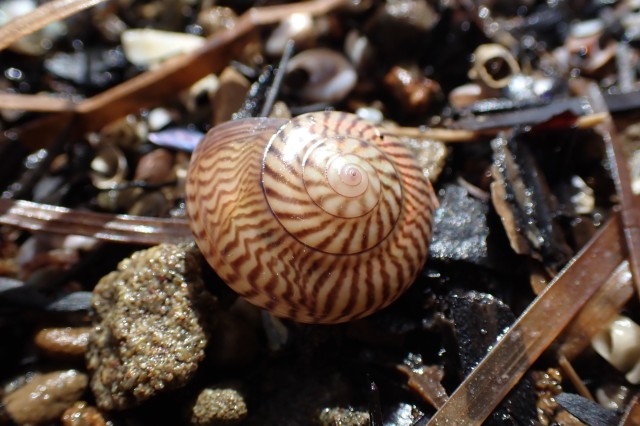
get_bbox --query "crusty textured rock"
[191,388,248,425]
[3,370,88,425]
[61,401,107,426]
[35,327,91,360]
[86,243,215,410]
[318,407,370,426]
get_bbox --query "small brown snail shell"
[186,111,437,324]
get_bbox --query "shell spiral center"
[262,112,402,255]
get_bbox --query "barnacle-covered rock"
[86,243,216,410]
[318,407,370,426]
[190,388,248,426]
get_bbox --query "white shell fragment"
[121,29,205,68]
[286,48,357,103]
[592,315,640,384]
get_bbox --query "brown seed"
[61,401,107,426]
[34,327,91,360]
[383,66,441,116]
[3,370,88,425]
[134,148,174,184]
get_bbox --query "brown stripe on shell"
[186,111,436,324]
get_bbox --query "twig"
[586,84,640,302]
[0,199,191,245]
[0,0,111,53]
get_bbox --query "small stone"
[212,67,250,125]
[318,407,370,426]
[86,244,215,410]
[61,401,107,426]
[34,327,91,360]
[134,148,175,184]
[191,388,248,426]
[3,370,88,425]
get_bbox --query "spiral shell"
[186,111,437,323]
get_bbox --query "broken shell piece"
[285,48,357,103]
[592,316,640,384]
[265,13,315,56]
[90,144,128,190]
[121,29,205,69]
[469,44,520,90]
[569,176,595,215]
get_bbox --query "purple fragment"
[148,128,205,152]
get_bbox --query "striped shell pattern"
[186,111,437,323]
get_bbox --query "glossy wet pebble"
[34,327,91,360]
[3,370,88,425]
[61,401,107,426]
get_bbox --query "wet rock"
[3,370,88,425]
[318,407,370,426]
[61,401,107,426]
[447,291,538,425]
[134,148,175,184]
[34,327,91,360]
[191,388,248,426]
[86,244,215,410]
[430,183,492,267]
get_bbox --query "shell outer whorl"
[186,111,437,324]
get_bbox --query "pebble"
[3,370,88,425]
[190,388,248,426]
[134,148,175,184]
[318,407,370,426]
[34,327,91,360]
[61,401,107,426]
[212,67,250,125]
[86,243,216,410]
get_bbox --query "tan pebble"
[134,148,174,184]
[3,370,88,425]
[61,401,107,426]
[34,327,91,360]
[212,67,250,125]
[191,388,247,425]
